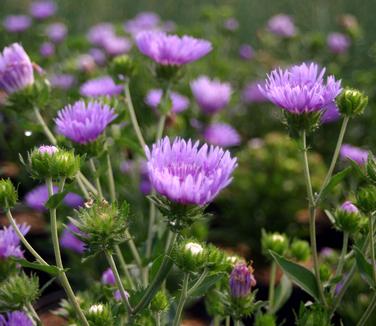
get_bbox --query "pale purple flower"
[40,42,55,57]
[145,137,237,205]
[203,123,241,147]
[340,144,368,165]
[191,76,232,114]
[0,224,30,259]
[229,263,256,298]
[224,18,239,31]
[87,23,115,46]
[55,100,117,144]
[239,44,254,60]
[30,1,57,20]
[267,14,296,37]
[120,160,133,174]
[321,102,340,123]
[259,62,342,114]
[124,12,161,37]
[80,76,123,97]
[76,54,96,72]
[90,48,107,66]
[136,31,212,66]
[50,73,75,90]
[0,311,33,326]
[114,289,130,301]
[145,89,189,114]
[101,268,116,285]
[64,192,84,208]
[102,36,132,57]
[341,201,359,213]
[320,247,335,258]
[60,222,85,254]
[3,15,32,33]
[0,43,34,94]
[327,32,351,54]
[38,145,58,154]
[46,22,67,43]
[242,81,267,104]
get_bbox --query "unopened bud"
[336,87,368,117]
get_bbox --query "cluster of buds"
[261,230,289,257]
[335,201,365,233]
[0,179,18,208]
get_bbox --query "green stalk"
[369,217,376,282]
[105,149,116,203]
[115,245,136,291]
[225,316,230,326]
[234,320,241,326]
[187,269,209,297]
[357,292,376,326]
[268,262,277,313]
[26,302,41,325]
[89,158,103,199]
[334,232,349,280]
[155,115,167,141]
[76,176,90,200]
[173,273,190,326]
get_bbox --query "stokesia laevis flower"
[145,89,189,114]
[239,44,254,60]
[80,76,122,97]
[0,311,33,326]
[242,81,267,104]
[145,137,237,205]
[136,31,212,66]
[55,100,117,144]
[50,73,75,90]
[0,224,30,259]
[321,102,340,124]
[101,267,116,285]
[30,1,57,20]
[102,36,132,57]
[60,222,85,254]
[87,23,115,46]
[191,76,232,114]
[267,14,296,37]
[0,43,34,94]
[229,263,256,298]
[124,12,161,37]
[3,15,32,33]
[46,22,67,43]
[40,42,55,58]
[203,123,241,147]
[340,144,368,165]
[259,62,342,114]
[327,32,350,54]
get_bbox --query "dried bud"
[290,239,310,262]
[229,262,256,298]
[261,230,289,257]
[336,87,368,117]
[0,179,18,208]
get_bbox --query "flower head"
[145,89,189,114]
[38,145,58,155]
[46,22,67,43]
[242,81,267,104]
[321,102,340,124]
[0,311,33,326]
[341,201,359,213]
[327,32,350,54]
[30,1,57,20]
[340,144,368,165]
[267,14,296,37]
[50,73,75,90]
[136,31,212,66]
[60,222,85,254]
[224,18,239,31]
[229,263,256,298]
[3,15,32,33]
[0,224,30,260]
[101,268,115,285]
[185,242,204,255]
[191,76,232,114]
[55,100,117,144]
[0,43,34,94]
[80,76,122,97]
[203,123,241,147]
[40,42,55,58]
[124,12,161,37]
[87,23,115,46]
[102,36,132,57]
[259,62,342,114]
[239,44,254,60]
[145,137,237,205]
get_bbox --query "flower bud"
[336,87,368,117]
[101,268,115,285]
[255,313,277,326]
[229,262,256,298]
[261,230,289,257]
[150,290,169,312]
[290,239,310,262]
[319,263,332,282]
[356,185,376,214]
[366,153,376,185]
[204,244,229,272]
[109,55,135,80]
[173,240,206,273]
[87,303,113,325]
[335,201,364,233]
[0,179,18,208]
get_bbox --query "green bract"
[290,239,311,262]
[356,185,376,214]
[173,239,206,273]
[0,179,18,208]
[336,87,368,117]
[334,209,365,233]
[150,291,169,312]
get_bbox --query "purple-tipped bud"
[114,289,130,301]
[38,145,58,155]
[341,201,359,213]
[229,263,256,298]
[101,268,116,285]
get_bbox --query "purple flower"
[114,289,130,301]
[38,145,58,155]
[87,23,115,46]
[0,43,34,94]
[327,32,351,54]
[224,18,239,31]
[321,102,340,124]
[3,15,32,33]
[40,42,55,58]
[30,1,57,20]
[340,144,368,165]
[64,192,84,208]
[239,44,254,60]
[341,201,359,213]
[55,100,117,144]
[60,222,85,254]
[124,12,161,37]
[0,311,33,326]
[145,89,189,114]
[267,14,296,37]
[102,36,132,57]
[46,22,67,43]
[242,81,267,104]
[145,137,237,205]
[229,263,256,298]
[0,224,30,260]
[120,160,133,174]
[136,31,212,66]
[50,73,75,90]
[191,76,232,114]
[80,76,123,98]
[259,62,342,114]
[203,123,241,148]
[90,48,107,66]
[76,54,96,72]
[101,267,116,285]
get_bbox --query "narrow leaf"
[272,274,292,313]
[320,167,352,199]
[45,191,68,209]
[354,246,375,288]
[10,258,61,276]
[189,273,225,297]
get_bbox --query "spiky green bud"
[86,303,114,326]
[150,291,169,312]
[336,87,368,117]
[0,179,18,208]
[356,185,376,214]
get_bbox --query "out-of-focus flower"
[50,73,75,90]
[119,160,133,174]
[162,21,176,33]
[90,48,107,66]
[55,100,117,144]
[30,1,57,20]
[0,311,33,326]
[101,268,115,285]
[87,23,115,46]
[239,44,254,60]
[191,76,232,114]
[145,89,189,114]
[80,76,123,97]
[145,137,237,205]
[242,81,267,104]
[321,102,340,124]
[136,31,212,66]
[341,201,359,213]
[40,42,55,58]
[3,15,32,33]
[64,192,84,208]
[60,222,85,254]
[46,22,67,43]
[327,32,350,54]
[124,12,161,37]
[0,43,34,94]
[260,62,342,114]
[203,123,241,147]
[229,263,256,298]
[114,289,130,302]
[0,224,30,259]
[267,14,296,37]
[340,144,368,165]
[76,54,96,72]
[223,18,239,31]
[102,36,132,57]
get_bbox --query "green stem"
[334,232,349,280]
[78,172,98,195]
[173,273,190,326]
[26,302,41,325]
[225,316,230,326]
[235,320,241,326]
[155,115,167,141]
[146,202,156,259]
[89,158,103,199]
[76,175,90,200]
[370,217,376,282]
[268,262,277,313]
[115,245,136,291]
[187,269,209,297]
[357,292,376,326]
[156,313,161,326]
[46,178,89,326]
[105,149,116,203]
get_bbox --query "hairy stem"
[89,158,103,199]
[173,273,190,326]
[187,269,209,297]
[105,149,116,203]
[268,262,277,313]
[370,217,376,282]
[115,245,136,291]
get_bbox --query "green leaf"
[320,167,352,199]
[272,274,292,313]
[354,246,375,288]
[10,258,62,276]
[269,251,320,302]
[348,159,366,179]
[188,273,225,297]
[150,255,163,280]
[45,191,68,209]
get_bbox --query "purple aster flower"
[145,89,189,114]
[80,76,123,98]
[145,137,237,205]
[0,224,30,260]
[140,179,152,195]
[40,42,55,58]
[341,201,359,213]
[239,44,254,60]
[124,12,161,37]
[102,36,132,57]
[321,102,340,124]
[60,222,85,254]
[242,81,267,104]
[64,192,84,208]
[90,48,107,66]
[327,32,351,54]
[0,311,33,326]
[203,123,241,147]
[87,23,115,46]
[259,62,342,114]
[46,22,67,43]
[55,100,117,144]
[224,18,239,31]
[30,1,57,20]
[340,144,368,165]
[191,76,232,114]
[3,15,32,33]
[50,73,75,90]
[229,263,256,298]
[267,14,296,37]
[114,289,130,301]
[25,184,57,211]
[38,145,58,154]
[136,31,212,66]
[101,267,116,285]
[0,43,34,94]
